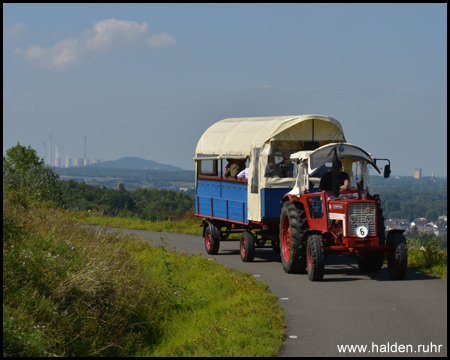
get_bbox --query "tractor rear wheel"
[387,232,408,280]
[240,231,255,262]
[306,234,325,281]
[204,222,220,255]
[280,201,307,273]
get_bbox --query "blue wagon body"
[195,178,248,223]
[195,177,293,224]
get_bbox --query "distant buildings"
[386,216,447,236]
[414,168,422,179]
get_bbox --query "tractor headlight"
[366,215,374,224]
[349,215,358,224]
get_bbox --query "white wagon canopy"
[194,114,346,160]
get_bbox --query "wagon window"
[199,160,217,175]
[265,140,302,178]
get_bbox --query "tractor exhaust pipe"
[332,148,340,198]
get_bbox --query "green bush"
[3,143,61,204]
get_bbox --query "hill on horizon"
[87,157,183,171]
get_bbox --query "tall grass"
[3,192,285,357]
[3,194,169,356]
[407,235,447,280]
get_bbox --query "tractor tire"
[306,234,325,281]
[204,222,220,255]
[387,232,408,280]
[240,231,256,262]
[280,201,308,274]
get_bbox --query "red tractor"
[280,142,407,281]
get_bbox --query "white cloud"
[20,37,80,68]
[85,19,149,50]
[146,32,178,48]
[3,22,28,44]
[15,19,178,69]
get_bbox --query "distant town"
[385,216,447,237]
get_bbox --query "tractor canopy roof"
[194,114,345,160]
[290,142,381,175]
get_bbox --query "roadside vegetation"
[3,143,285,357]
[406,233,447,280]
[71,210,203,236]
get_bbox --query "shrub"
[3,143,61,204]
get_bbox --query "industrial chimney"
[49,134,51,166]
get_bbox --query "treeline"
[370,176,447,222]
[58,180,194,221]
[56,167,195,191]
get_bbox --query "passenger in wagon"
[224,159,245,178]
[237,167,249,179]
[273,153,294,178]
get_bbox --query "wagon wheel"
[204,222,220,255]
[240,231,255,262]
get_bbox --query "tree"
[3,143,61,203]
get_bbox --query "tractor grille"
[348,202,376,236]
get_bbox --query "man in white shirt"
[237,167,249,179]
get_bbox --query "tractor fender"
[387,228,405,241]
[281,194,298,207]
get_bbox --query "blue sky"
[3,3,447,176]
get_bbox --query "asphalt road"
[97,226,447,357]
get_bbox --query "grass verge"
[3,195,285,357]
[129,237,284,356]
[406,237,447,280]
[71,210,203,236]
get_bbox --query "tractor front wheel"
[306,234,325,281]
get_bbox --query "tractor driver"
[319,161,349,192]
